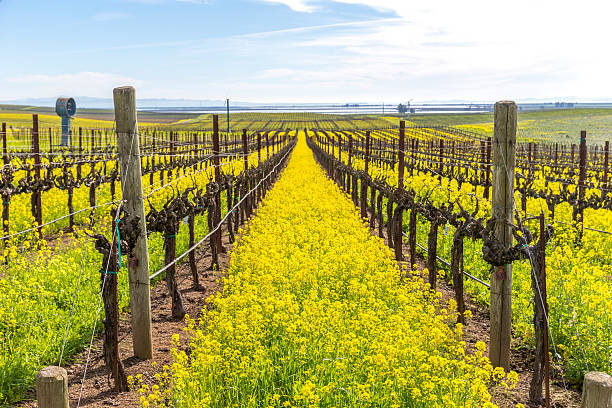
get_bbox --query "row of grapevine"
[307,111,611,406]
[0,109,296,404]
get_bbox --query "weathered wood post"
[113,86,153,360]
[257,132,261,164]
[348,136,353,194]
[603,141,609,199]
[242,129,250,220]
[361,131,370,219]
[574,131,587,237]
[212,115,224,254]
[1,123,8,235]
[485,136,492,199]
[36,366,68,408]
[581,372,612,408]
[395,121,405,262]
[438,138,444,180]
[489,101,517,370]
[32,115,43,237]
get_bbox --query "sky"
[1,0,612,103]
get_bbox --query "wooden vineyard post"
[242,129,250,220]
[36,366,69,408]
[242,129,249,170]
[212,115,224,256]
[257,132,261,164]
[361,131,370,219]
[1,123,8,235]
[574,131,587,239]
[480,140,486,184]
[489,101,517,370]
[603,141,609,199]
[113,86,153,360]
[77,128,83,180]
[348,136,353,194]
[581,372,612,408]
[438,139,444,180]
[395,121,405,262]
[485,136,492,199]
[32,115,43,238]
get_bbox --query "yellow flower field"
[146,133,517,407]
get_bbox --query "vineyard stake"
[485,136,492,199]
[348,136,353,194]
[574,131,587,239]
[361,131,370,219]
[2,123,7,166]
[603,141,609,199]
[1,123,8,235]
[257,132,261,164]
[36,366,69,408]
[212,115,224,255]
[113,86,153,360]
[32,114,43,238]
[489,101,517,370]
[395,121,405,262]
[438,139,444,181]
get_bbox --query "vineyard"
[1,95,611,407]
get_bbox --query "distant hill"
[0,97,238,109]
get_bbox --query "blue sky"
[1,0,611,103]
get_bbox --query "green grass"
[409,108,612,144]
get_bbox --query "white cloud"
[243,0,612,101]
[4,72,145,99]
[258,0,317,12]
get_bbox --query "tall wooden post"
[603,141,609,199]
[347,136,353,193]
[361,131,370,219]
[489,101,517,370]
[395,121,405,262]
[485,136,492,199]
[32,115,43,237]
[257,133,261,164]
[2,123,8,235]
[574,131,587,231]
[398,121,405,188]
[2,123,7,166]
[242,129,248,170]
[113,86,153,360]
[212,115,223,255]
